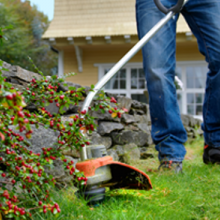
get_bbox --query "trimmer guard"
[76,156,152,190]
[103,163,152,190]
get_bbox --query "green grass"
[33,137,220,220]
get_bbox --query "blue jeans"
[136,0,220,162]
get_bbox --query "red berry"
[81,110,86,114]
[110,97,117,103]
[11,179,16,184]
[39,201,43,206]
[60,95,64,100]
[50,121,54,127]
[108,110,113,114]
[117,112,121,118]
[18,111,24,118]
[24,118,29,123]
[1,173,6,177]
[6,94,13,100]
[20,210,25,215]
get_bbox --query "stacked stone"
[1,61,203,185]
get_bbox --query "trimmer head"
[76,156,152,190]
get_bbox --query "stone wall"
[1,61,203,183]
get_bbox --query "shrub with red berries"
[0,59,124,219]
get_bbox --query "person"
[135,0,220,172]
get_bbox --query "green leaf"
[53,208,58,214]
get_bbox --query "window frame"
[95,61,208,119]
[95,62,147,98]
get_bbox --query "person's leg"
[182,0,220,163]
[135,0,187,163]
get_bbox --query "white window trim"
[95,62,146,98]
[58,51,64,78]
[176,60,207,117]
[95,61,208,119]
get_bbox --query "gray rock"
[197,127,204,136]
[97,122,124,135]
[45,101,59,114]
[121,114,136,124]
[105,92,118,99]
[45,156,78,184]
[117,96,132,112]
[124,124,139,131]
[134,114,148,123]
[140,147,157,159]
[195,118,202,127]
[10,124,59,154]
[2,62,42,82]
[91,109,120,122]
[189,116,197,128]
[121,143,140,164]
[134,114,150,133]
[107,149,119,161]
[136,123,150,133]
[61,148,80,158]
[131,100,148,113]
[111,130,152,146]
[10,82,26,92]
[67,101,84,114]
[88,132,112,149]
[111,145,124,156]
[181,114,190,127]
[44,159,66,180]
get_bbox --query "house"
[43,0,207,118]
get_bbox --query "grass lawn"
[33,137,220,220]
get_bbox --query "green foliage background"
[0,0,57,75]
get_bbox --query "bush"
[0,38,123,219]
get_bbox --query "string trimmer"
[75,0,188,204]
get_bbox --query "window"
[104,69,126,90]
[176,61,208,118]
[97,63,148,104]
[187,93,204,115]
[131,68,145,89]
[96,61,207,118]
[186,66,206,89]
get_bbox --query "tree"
[0,0,57,76]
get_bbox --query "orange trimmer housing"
[76,156,152,190]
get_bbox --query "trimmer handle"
[154,0,184,14]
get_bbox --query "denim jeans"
[136,0,220,162]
